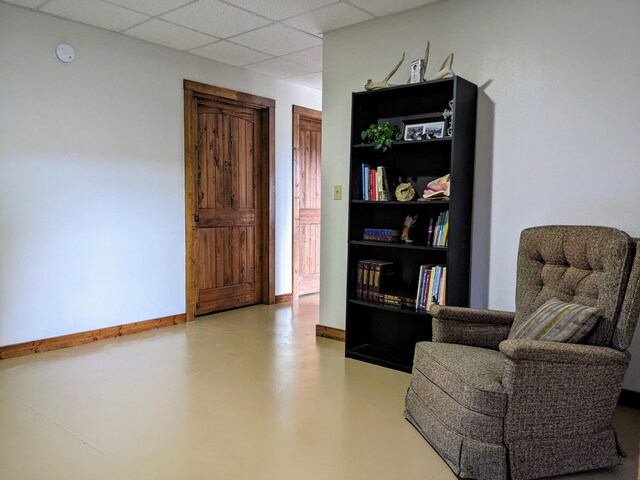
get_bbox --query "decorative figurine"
[395,182,416,201]
[423,174,451,200]
[401,215,418,243]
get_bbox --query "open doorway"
[292,105,322,299]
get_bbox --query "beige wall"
[321,0,640,390]
[0,4,321,345]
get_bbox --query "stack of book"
[415,264,447,311]
[361,165,391,201]
[356,259,396,303]
[426,210,449,247]
[362,228,400,243]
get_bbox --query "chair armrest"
[430,307,515,349]
[499,339,630,365]
[430,305,515,325]
[500,339,630,446]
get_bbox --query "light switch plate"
[333,185,342,200]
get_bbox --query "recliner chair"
[405,226,640,480]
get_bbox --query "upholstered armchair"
[405,226,640,480]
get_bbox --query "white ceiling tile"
[281,45,322,71]
[244,58,315,79]
[123,19,216,50]
[104,0,195,16]
[231,23,321,56]
[161,0,270,38]
[40,0,149,31]
[222,0,337,21]
[283,2,372,35]
[2,0,48,8]
[287,72,322,90]
[191,41,271,66]
[347,0,441,17]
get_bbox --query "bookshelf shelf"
[345,77,477,372]
[353,137,452,149]
[348,299,429,316]
[351,199,450,206]
[349,240,447,251]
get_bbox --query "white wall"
[0,4,321,345]
[321,0,640,391]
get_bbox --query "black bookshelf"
[345,77,477,372]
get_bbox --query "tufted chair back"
[513,226,635,348]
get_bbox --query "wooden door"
[194,98,262,314]
[184,80,275,321]
[293,106,322,297]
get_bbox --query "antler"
[365,52,406,90]
[427,53,454,81]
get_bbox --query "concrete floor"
[0,294,638,479]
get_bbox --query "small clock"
[55,43,75,63]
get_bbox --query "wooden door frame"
[184,79,276,321]
[292,105,322,300]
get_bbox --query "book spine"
[361,260,371,301]
[439,266,447,305]
[421,268,431,311]
[426,266,437,310]
[415,265,425,310]
[372,261,382,302]
[367,260,378,301]
[427,218,434,246]
[442,210,449,246]
[356,260,364,299]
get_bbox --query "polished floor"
[0,294,638,480]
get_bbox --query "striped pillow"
[509,298,600,343]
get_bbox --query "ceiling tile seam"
[343,0,376,17]
[101,0,200,19]
[221,37,321,65]
[213,0,324,40]
[119,16,221,42]
[35,0,52,10]
[242,55,319,72]
[215,0,344,25]
[16,6,148,35]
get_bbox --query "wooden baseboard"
[315,324,345,342]
[619,388,640,409]
[0,313,187,360]
[275,293,293,304]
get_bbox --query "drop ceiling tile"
[40,0,149,31]
[222,0,337,21]
[287,72,322,90]
[191,41,271,66]
[3,0,48,8]
[161,0,271,38]
[231,23,321,56]
[123,19,216,50]
[244,58,315,79]
[347,0,441,17]
[281,45,322,71]
[104,0,195,16]
[283,2,372,36]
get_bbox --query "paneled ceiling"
[3,0,443,90]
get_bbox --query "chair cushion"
[413,342,507,417]
[508,298,600,343]
[514,226,633,346]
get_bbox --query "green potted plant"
[361,122,402,151]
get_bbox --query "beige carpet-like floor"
[0,294,638,479]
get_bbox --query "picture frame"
[403,120,445,141]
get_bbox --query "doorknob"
[194,214,199,222]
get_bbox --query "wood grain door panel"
[195,100,261,314]
[293,106,321,297]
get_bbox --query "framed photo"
[403,120,445,141]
